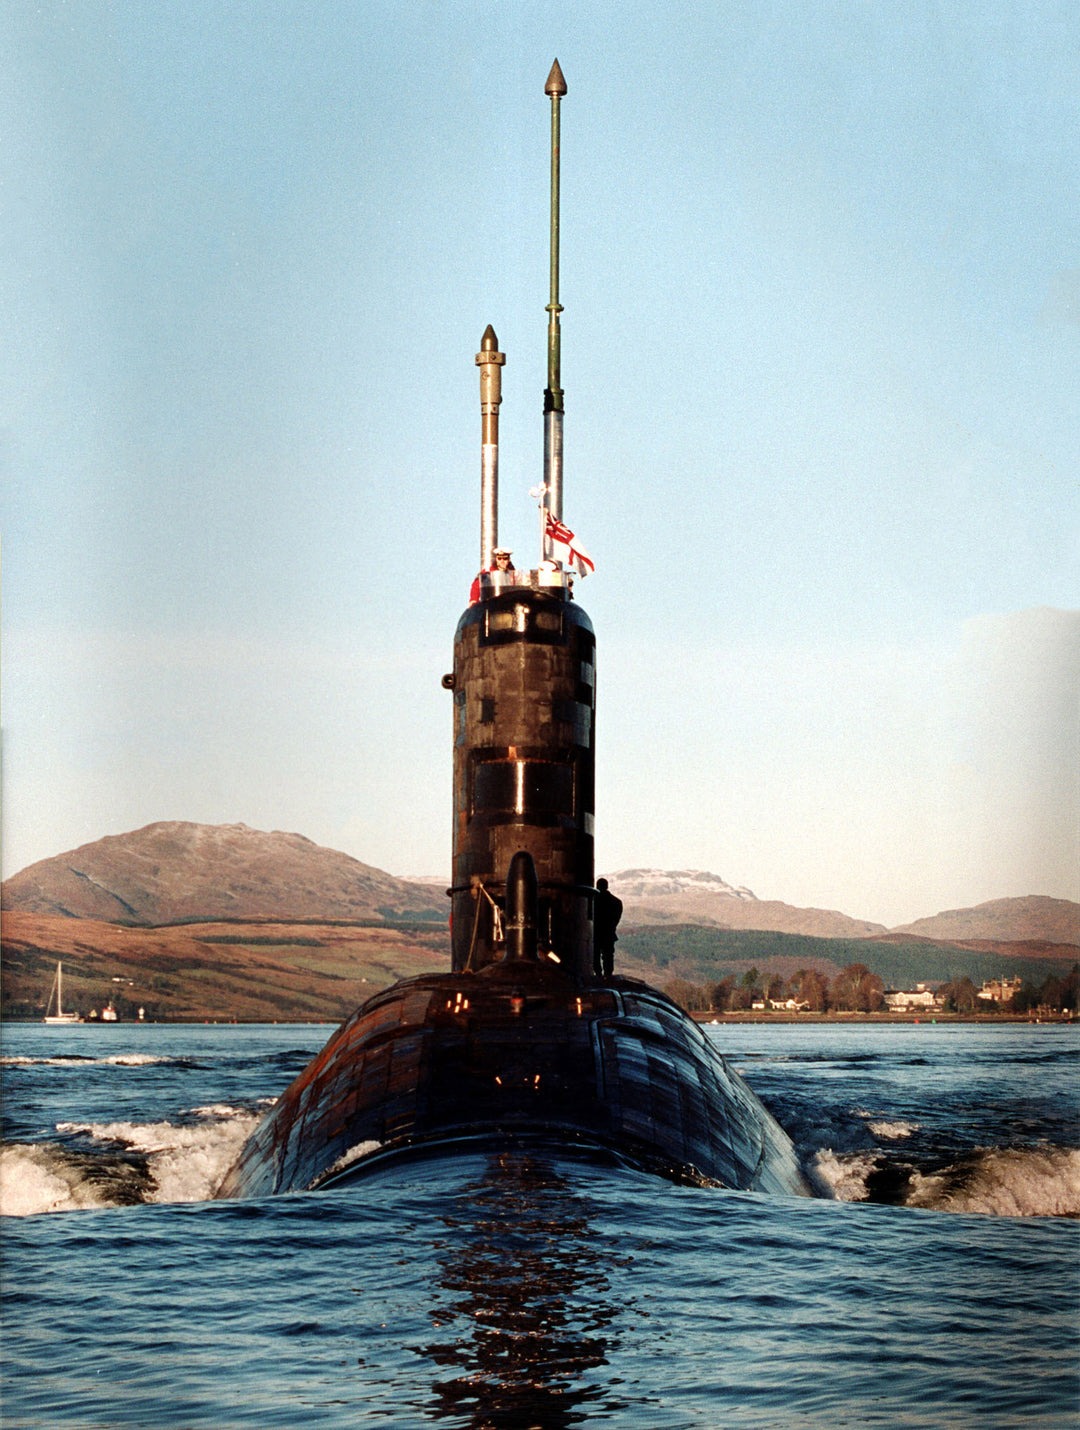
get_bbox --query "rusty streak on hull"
[216,962,810,1199]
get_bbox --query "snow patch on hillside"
[605,869,758,901]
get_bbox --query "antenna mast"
[542,59,567,562]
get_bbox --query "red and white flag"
[545,513,595,577]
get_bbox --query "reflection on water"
[419,1153,635,1428]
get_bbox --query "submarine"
[217,62,810,1202]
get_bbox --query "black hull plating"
[216,964,810,1199]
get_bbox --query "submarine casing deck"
[216,963,810,1199]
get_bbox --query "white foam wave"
[1,1110,263,1216]
[59,1115,263,1205]
[866,1119,919,1139]
[315,1138,384,1185]
[1,1053,173,1068]
[809,1145,1080,1217]
[852,1109,920,1140]
[808,1149,881,1202]
[185,1099,275,1118]
[0,1143,134,1216]
[905,1147,1080,1218]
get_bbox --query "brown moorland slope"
[890,896,1080,946]
[2,821,446,927]
[2,910,450,1023]
[866,931,1079,960]
[615,892,885,938]
[7,824,1074,945]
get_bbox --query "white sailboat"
[43,961,83,1024]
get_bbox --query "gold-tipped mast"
[476,324,505,572]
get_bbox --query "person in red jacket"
[469,549,514,603]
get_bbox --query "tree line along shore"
[663,961,1080,1020]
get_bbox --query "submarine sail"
[216,63,810,1202]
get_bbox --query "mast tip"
[480,324,499,351]
[545,59,567,97]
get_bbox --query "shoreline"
[693,1010,1076,1025]
[4,1012,1075,1027]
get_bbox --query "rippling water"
[2,1021,1077,1427]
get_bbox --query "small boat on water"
[43,961,83,1025]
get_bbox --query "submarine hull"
[216,963,810,1199]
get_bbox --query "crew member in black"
[592,877,622,979]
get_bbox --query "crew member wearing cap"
[469,549,515,603]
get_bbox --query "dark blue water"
[2,1022,1077,1428]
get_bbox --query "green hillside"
[617,925,1077,989]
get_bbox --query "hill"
[614,891,885,938]
[605,871,1078,945]
[890,896,1080,945]
[1,822,447,926]
[603,867,885,937]
[605,869,758,901]
[7,828,1073,947]
[7,910,1073,1023]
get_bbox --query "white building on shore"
[883,984,942,1012]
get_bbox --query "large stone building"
[883,984,941,1012]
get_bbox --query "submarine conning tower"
[446,60,596,982]
[448,581,596,979]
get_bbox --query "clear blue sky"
[4,1,1077,925]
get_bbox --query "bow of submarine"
[215,961,810,1199]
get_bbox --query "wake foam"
[810,1145,1080,1217]
[2,1053,176,1068]
[863,1120,918,1139]
[0,1106,265,1217]
[0,1143,150,1216]
[810,1149,882,1203]
[904,1147,1080,1218]
[315,1138,384,1186]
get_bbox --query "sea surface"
[2,1020,1077,1429]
